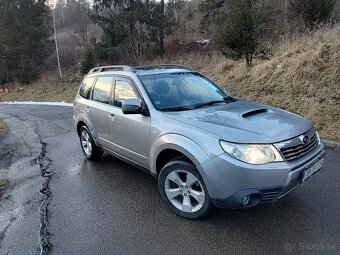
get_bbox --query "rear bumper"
[200,143,326,209]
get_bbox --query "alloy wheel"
[81,130,92,156]
[164,170,205,213]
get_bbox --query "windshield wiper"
[161,106,194,112]
[224,96,237,102]
[194,96,237,109]
[194,99,226,109]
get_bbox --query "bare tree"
[52,5,63,80]
[70,0,94,49]
[120,24,149,66]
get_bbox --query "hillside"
[2,25,340,141]
[148,25,340,141]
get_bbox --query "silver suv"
[73,65,325,219]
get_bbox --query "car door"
[106,76,151,168]
[87,75,114,148]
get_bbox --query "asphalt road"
[0,105,339,255]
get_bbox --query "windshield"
[139,72,229,111]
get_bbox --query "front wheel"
[79,126,103,160]
[158,159,211,219]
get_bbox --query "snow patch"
[0,101,72,107]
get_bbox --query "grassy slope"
[2,26,339,141]
[2,70,80,103]
[148,26,340,141]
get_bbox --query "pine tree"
[0,0,51,84]
[200,0,273,67]
[80,47,97,75]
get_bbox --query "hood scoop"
[242,109,268,119]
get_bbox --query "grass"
[1,25,339,141]
[0,119,8,199]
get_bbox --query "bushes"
[289,0,337,26]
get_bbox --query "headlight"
[220,141,284,164]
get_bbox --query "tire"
[158,159,211,219]
[79,126,103,161]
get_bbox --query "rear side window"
[92,76,114,104]
[79,77,95,99]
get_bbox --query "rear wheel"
[158,159,211,219]
[79,126,103,160]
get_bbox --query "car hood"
[163,100,313,143]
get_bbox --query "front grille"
[277,129,319,162]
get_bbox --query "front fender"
[150,133,210,176]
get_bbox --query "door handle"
[108,113,116,121]
[85,106,90,112]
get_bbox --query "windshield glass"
[139,72,228,111]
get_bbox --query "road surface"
[0,105,339,255]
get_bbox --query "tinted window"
[92,76,114,104]
[114,79,140,107]
[79,77,95,99]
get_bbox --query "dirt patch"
[0,118,7,136]
[0,178,8,199]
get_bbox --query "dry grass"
[2,70,80,103]
[0,118,7,136]
[1,25,339,141]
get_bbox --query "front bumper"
[199,143,325,209]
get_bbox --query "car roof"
[135,68,194,76]
[85,65,195,78]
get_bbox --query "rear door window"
[79,77,95,99]
[92,76,114,104]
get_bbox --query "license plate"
[301,159,324,184]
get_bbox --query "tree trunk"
[245,53,252,68]
[159,0,165,56]
[53,8,63,80]
[284,0,288,30]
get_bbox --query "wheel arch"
[75,114,100,146]
[151,134,210,176]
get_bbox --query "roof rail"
[135,64,192,71]
[88,65,134,74]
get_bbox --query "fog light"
[242,195,250,206]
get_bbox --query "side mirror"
[122,99,142,114]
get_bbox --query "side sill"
[100,146,156,179]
